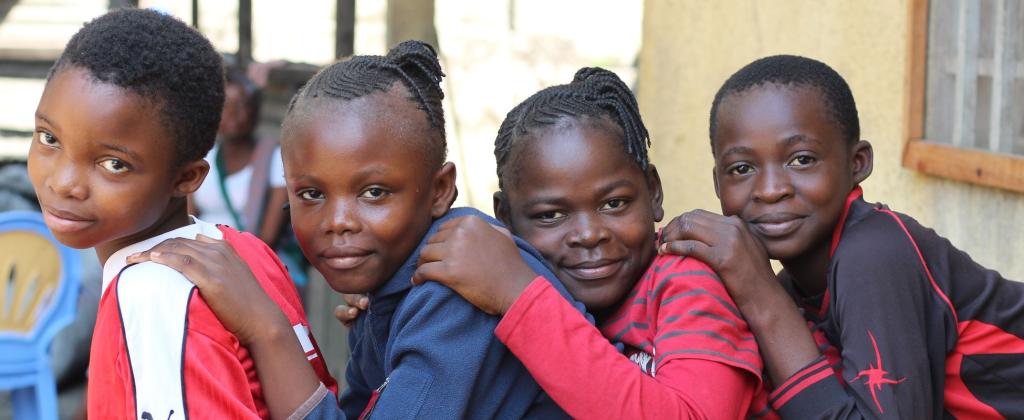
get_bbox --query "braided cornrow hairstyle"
[494,67,650,189]
[287,40,447,166]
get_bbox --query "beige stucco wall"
[640,0,1024,280]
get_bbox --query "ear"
[712,166,721,199]
[173,159,210,197]
[646,165,665,223]
[429,162,458,219]
[850,140,873,185]
[493,190,511,226]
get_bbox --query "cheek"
[290,207,318,246]
[366,197,430,258]
[516,226,564,262]
[719,187,748,216]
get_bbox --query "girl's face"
[498,119,664,319]
[282,87,454,294]
[712,84,870,263]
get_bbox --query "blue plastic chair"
[0,211,80,420]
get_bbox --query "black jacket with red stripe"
[769,188,1024,419]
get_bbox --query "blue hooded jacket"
[306,207,587,419]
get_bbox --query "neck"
[779,237,832,297]
[94,198,192,265]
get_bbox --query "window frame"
[902,0,1024,193]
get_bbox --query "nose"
[322,198,362,236]
[752,166,793,203]
[566,213,611,249]
[46,162,88,200]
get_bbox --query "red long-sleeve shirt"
[496,255,775,419]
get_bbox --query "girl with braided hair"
[128,40,582,419]
[410,67,776,419]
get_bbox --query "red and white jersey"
[88,217,337,419]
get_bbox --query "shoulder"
[401,280,496,324]
[647,254,726,300]
[830,207,950,311]
[439,207,495,224]
[388,282,500,357]
[834,207,929,268]
[218,225,305,317]
[115,262,203,350]
[219,225,289,280]
[118,261,196,302]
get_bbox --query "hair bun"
[386,40,444,85]
[572,67,617,84]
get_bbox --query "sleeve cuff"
[769,356,846,418]
[494,276,549,343]
[287,382,333,420]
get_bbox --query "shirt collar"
[101,216,223,292]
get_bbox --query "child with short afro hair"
[662,55,1024,418]
[29,9,335,418]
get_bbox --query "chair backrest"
[0,211,80,356]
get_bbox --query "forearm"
[497,279,748,419]
[248,316,323,420]
[734,279,820,385]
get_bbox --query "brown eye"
[298,189,324,200]
[788,155,816,167]
[359,187,388,199]
[36,132,59,147]
[534,210,566,224]
[728,164,753,175]
[99,158,130,174]
[600,199,627,211]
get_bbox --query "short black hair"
[50,8,225,166]
[285,40,446,168]
[709,55,860,147]
[495,67,649,189]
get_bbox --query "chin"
[321,271,384,295]
[49,233,97,250]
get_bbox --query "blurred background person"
[190,65,308,292]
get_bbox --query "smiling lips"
[42,206,94,233]
[749,212,806,237]
[564,259,624,281]
[320,246,373,270]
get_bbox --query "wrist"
[498,264,536,314]
[730,270,786,322]
[244,312,293,346]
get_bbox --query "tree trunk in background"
[386,0,438,51]
[336,0,355,58]
[0,0,18,26]
[107,0,138,9]
[237,0,252,68]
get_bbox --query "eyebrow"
[782,134,822,147]
[519,179,637,209]
[521,193,568,210]
[719,146,753,160]
[99,143,143,161]
[595,179,636,197]
[35,112,59,130]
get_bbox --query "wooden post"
[386,0,438,50]
[107,0,138,9]
[191,0,199,29]
[336,0,355,58]
[238,0,252,68]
